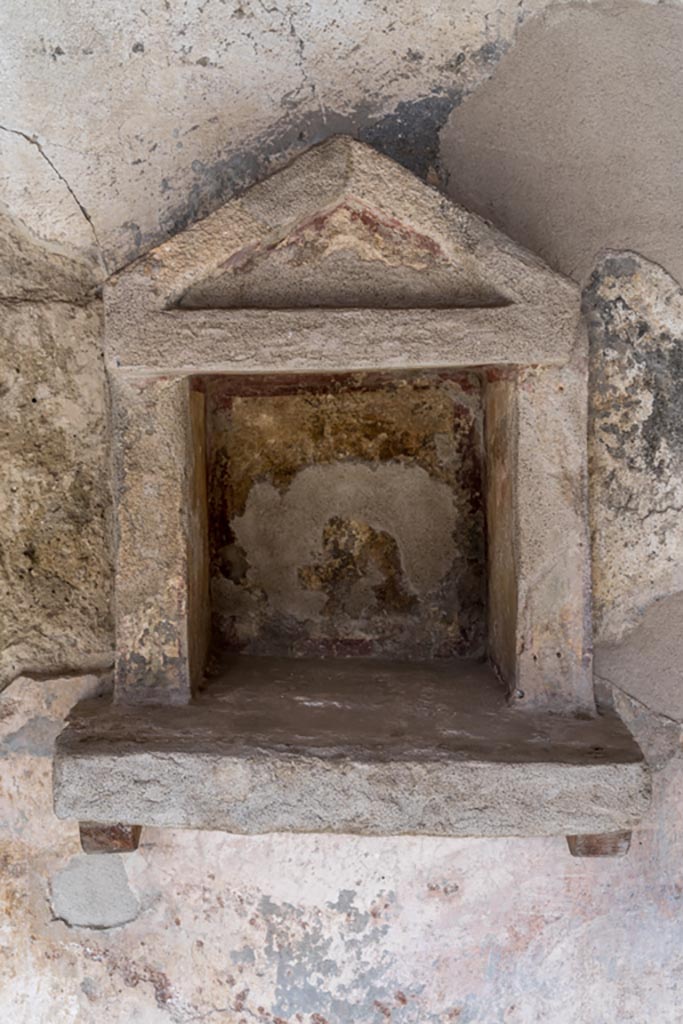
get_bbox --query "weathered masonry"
[53,137,649,854]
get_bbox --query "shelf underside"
[54,656,650,837]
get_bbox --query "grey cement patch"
[441,0,683,285]
[230,945,255,965]
[50,855,139,930]
[607,685,681,773]
[257,891,406,1024]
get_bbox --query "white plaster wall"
[3,2,683,1021]
[0,0,552,273]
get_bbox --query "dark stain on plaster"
[121,221,143,252]
[82,947,174,1008]
[355,40,507,183]
[359,91,462,182]
[117,40,507,268]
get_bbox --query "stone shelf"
[54,656,650,838]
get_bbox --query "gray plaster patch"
[595,591,683,725]
[607,685,681,773]
[0,716,59,757]
[50,854,139,930]
[253,891,428,1023]
[233,462,457,622]
[230,945,255,965]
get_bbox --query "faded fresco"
[206,373,485,660]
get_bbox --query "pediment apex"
[107,136,578,318]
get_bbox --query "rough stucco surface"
[3,0,683,1020]
[586,252,683,642]
[0,212,112,691]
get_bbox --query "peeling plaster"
[207,376,485,659]
[236,463,457,608]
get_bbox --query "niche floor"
[54,655,648,838]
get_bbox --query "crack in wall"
[287,8,327,122]
[0,124,105,269]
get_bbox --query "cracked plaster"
[3,0,683,1019]
[1,0,557,273]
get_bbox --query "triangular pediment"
[178,196,509,310]
[112,137,576,312]
[105,137,580,373]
